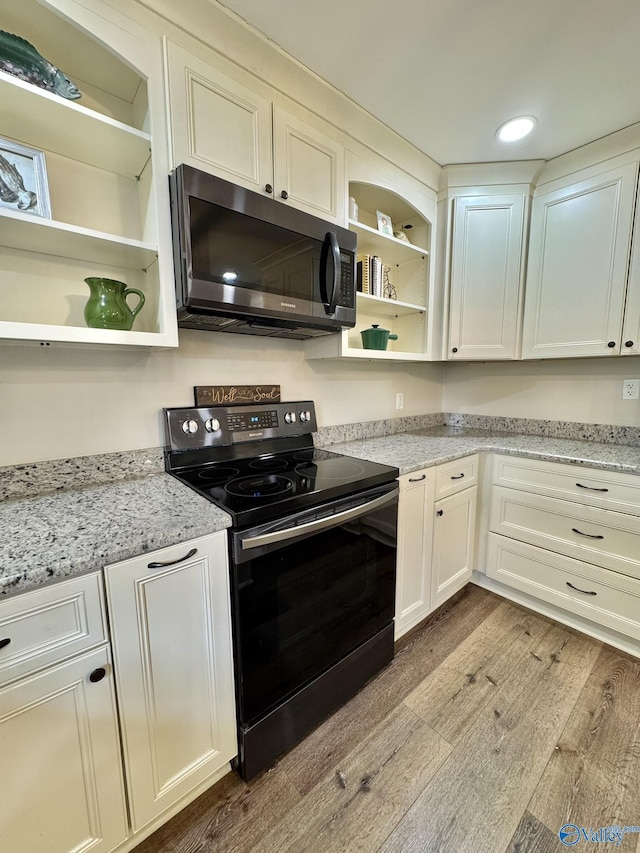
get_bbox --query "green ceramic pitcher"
[83,277,145,331]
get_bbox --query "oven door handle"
[240,487,398,551]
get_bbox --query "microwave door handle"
[320,232,340,315]
[240,487,398,551]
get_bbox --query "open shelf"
[0,208,157,269]
[0,320,167,347]
[357,292,427,317]
[0,0,178,349]
[1,70,151,177]
[349,219,429,260]
[305,178,434,362]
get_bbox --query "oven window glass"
[233,503,397,725]
[189,197,324,302]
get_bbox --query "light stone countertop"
[3,426,640,600]
[320,426,640,476]
[0,474,231,598]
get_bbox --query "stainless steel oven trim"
[239,486,399,551]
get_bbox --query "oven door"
[230,483,398,726]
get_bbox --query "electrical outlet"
[396,393,404,410]
[622,379,640,400]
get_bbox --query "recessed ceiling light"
[496,116,537,143]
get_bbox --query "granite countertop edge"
[3,429,640,600]
[319,429,640,476]
[0,472,232,599]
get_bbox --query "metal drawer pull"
[0,638,11,650]
[575,483,609,493]
[409,474,426,482]
[571,527,604,540]
[566,581,597,596]
[436,509,444,516]
[450,473,465,480]
[148,548,197,569]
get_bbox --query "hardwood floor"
[133,586,640,853]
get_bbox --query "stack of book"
[356,254,383,297]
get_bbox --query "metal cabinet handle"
[0,638,11,651]
[436,509,444,516]
[450,473,465,480]
[451,347,458,353]
[89,667,107,683]
[607,341,616,348]
[566,581,597,596]
[571,528,604,540]
[265,183,273,194]
[408,474,426,482]
[575,483,609,493]
[280,190,289,200]
[625,341,634,348]
[148,548,197,569]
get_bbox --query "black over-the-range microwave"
[169,165,357,339]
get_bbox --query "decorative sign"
[194,384,281,407]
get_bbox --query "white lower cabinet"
[485,454,640,649]
[395,456,478,638]
[105,532,236,834]
[0,532,237,853]
[431,485,478,608]
[395,468,435,638]
[0,574,128,853]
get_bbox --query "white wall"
[443,358,640,426]
[0,332,444,465]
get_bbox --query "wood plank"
[379,622,601,853]
[505,810,563,853]
[131,765,301,853]
[404,601,552,744]
[253,703,451,853]
[277,585,502,795]
[528,644,640,835]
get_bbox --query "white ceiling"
[216,0,640,166]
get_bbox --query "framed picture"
[0,137,51,219]
[376,209,393,236]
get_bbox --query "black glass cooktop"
[173,447,398,528]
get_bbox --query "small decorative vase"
[83,277,145,331]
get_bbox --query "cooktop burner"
[225,474,294,498]
[164,401,399,528]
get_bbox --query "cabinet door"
[621,190,640,355]
[449,194,526,359]
[105,533,236,832]
[0,646,128,853]
[522,161,639,358]
[431,486,477,608]
[273,106,345,224]
[165,39,273,193]
[395,469,435,638]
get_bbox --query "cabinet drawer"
[435,454,478,499]
[0,573,107,687]
[487,533,640,641]
[493,454,640,516]
[490,486,640,580]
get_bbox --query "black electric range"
[164,401,398,527]
[164,401,399,780]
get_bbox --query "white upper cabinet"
[0,0,179,348]
[448,192,527,359]
[522,159,639,358]
[621,188,640,355]
[165,40,345,224]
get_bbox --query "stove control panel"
[164,401,317,451]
